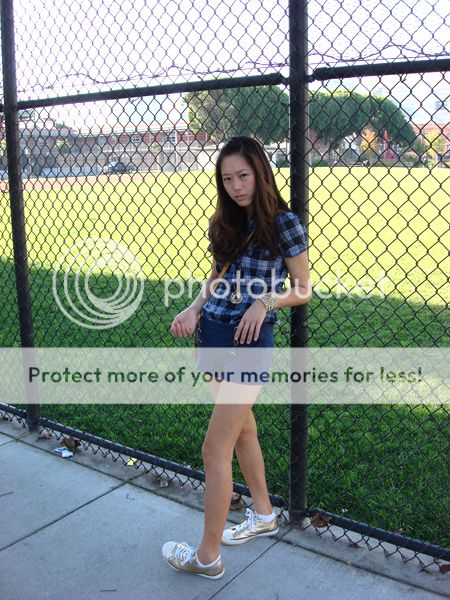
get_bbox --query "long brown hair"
[209,136,290,262]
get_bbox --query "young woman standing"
[162,136,311,579]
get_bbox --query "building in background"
[4,101,212,176]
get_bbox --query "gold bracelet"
[259,292,278,311]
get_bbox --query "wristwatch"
[258,292,278,311]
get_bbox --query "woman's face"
[220,153,256,216]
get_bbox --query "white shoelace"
[173,542,196,565]
[234,508,257,532]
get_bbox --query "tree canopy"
[184,86,289,144]
[184,87,417,150]
[309,90,416,150]
[426,129,447,158]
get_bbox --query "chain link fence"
[0,0,449,570]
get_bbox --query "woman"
[162,136,311,579]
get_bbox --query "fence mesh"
[13,0,289,100]
[307,0,448,67]
[0,0,449,567]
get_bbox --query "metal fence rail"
[0,0,449,569]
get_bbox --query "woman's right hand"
[170,307,198,338]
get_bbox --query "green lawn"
[2,167,449,313]
[1,167,449,547]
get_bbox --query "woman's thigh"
[203,382,262,457]
[208,378,222,399]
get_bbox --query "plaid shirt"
[201,211,308,325]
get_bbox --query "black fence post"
[288,0,309,526]
[1,0,39,429]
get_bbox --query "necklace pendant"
[230,291,243,305]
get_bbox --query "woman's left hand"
[234,300,266,344]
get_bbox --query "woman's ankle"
[197,547,220,565]
[253,502,274,516]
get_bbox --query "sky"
[11,0,450,130]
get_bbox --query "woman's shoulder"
[276,210,304,228]
[275,210,308,256]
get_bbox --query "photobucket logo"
[52,237,144,329]
[163,268,388,306]
[163,269,311,306]
[314,268,389,300]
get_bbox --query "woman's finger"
[174,320,184,337]
[245,323,256,344]
[239,321,251,345]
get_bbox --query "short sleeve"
[277,211,308,258]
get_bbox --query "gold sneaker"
[162,541,225,579]
[222,508,279,545]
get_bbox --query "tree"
[308,90,368,152]
[412,136,428,157]
[368,95,416,146]
[308,90,416,154]
[227,86,289,144]
[185,87,418,154]
[360,128,379,166]
[426,129,447,163]
[184,86,289,144]
[184,89,234,144]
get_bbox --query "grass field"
[1,167,449,547]
[3,167,449,302]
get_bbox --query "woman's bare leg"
[234,411,273,515]
[196,381,262,564]
[208,384,273,515]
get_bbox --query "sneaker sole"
[222,527,279,545]
[162,555,225,579]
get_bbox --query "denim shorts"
[195,315,274,385]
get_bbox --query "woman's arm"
[234,250,312,344]
[189,259,219,315]
[171,259,219,338]
[271,251,312,308]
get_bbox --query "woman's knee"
[202,435,233,466]
[236,413,258,445]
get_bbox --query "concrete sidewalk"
[0,418,448,600]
